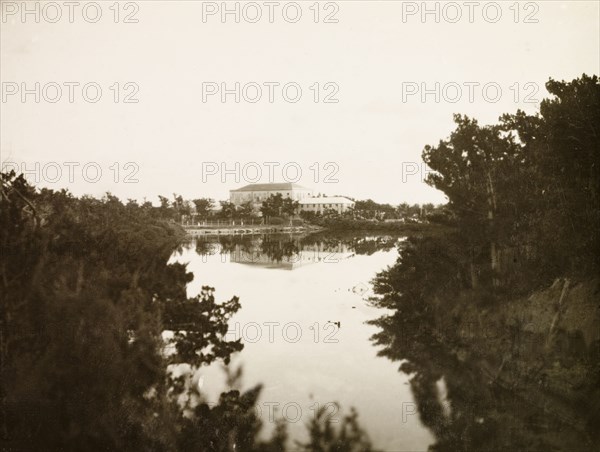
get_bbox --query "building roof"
[299,196,355,205]
[230,183,311,192]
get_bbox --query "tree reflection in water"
[181,232,401,266]
[369,233,600,451]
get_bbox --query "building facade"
[229,183,313,207]
[299,196,355,214]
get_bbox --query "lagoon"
[170,233,434,450]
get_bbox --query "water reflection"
[181,233,400,270]
[370,233,600,451]
[172,232,434,451]
[174,231,599,450]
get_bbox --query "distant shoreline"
[183,224,323,236]
[182,221,451,237]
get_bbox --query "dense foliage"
[0,172,369,450]
[422,74,600,288]
[260,193,299,223]
[370,75,600,450]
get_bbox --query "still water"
[171,232,434,450]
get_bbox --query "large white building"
[299,196,355,214]
[229,183,354,215]
[229,183,313,207]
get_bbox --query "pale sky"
[1,0,599,204]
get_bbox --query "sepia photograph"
[1,1,599,450]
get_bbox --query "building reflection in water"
[184,232,400,270]
[229,240,354,270]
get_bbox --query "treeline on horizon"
[121,193,445,224]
